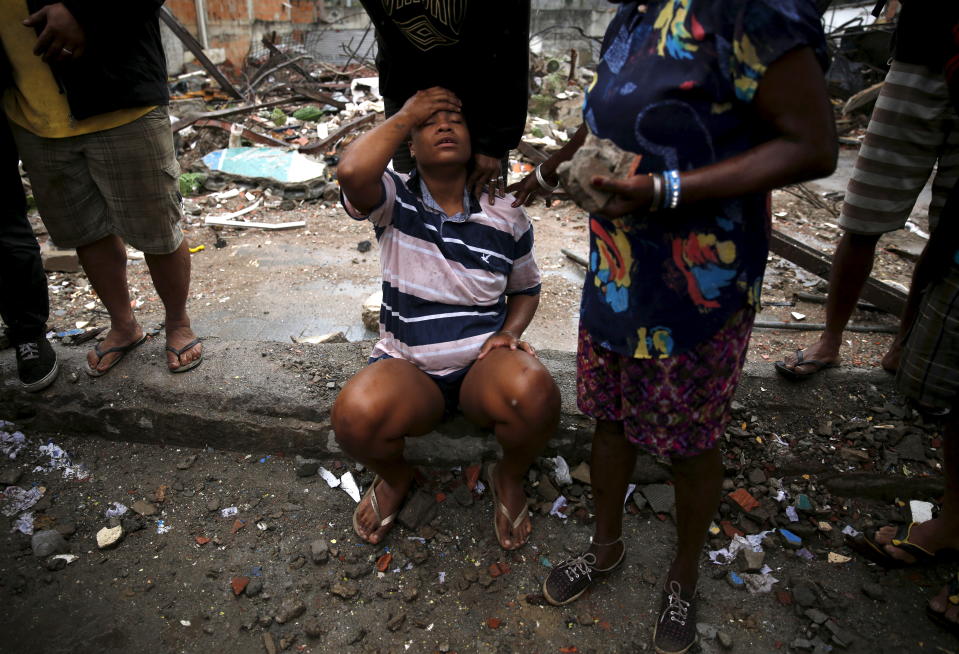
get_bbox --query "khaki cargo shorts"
[11,106,184,254]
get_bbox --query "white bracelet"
[535,164,559,192]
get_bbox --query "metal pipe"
[195,0,208,48]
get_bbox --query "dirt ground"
[4,137,950,654]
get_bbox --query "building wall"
[164,0,614,73]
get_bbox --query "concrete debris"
[556,133,639,214]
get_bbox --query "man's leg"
[143,242,201,370]
[459,348,560,549]
[76,235,144,372]
[332,358,445,544]
[780,230,880,374]
[0,120,48,346]
[780,60,951,376]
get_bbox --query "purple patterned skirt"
[576,308,756,458]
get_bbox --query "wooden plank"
[754,320,897,334]
[843,81,883,115]
[194,119,291,148]
[204,218,306,230]
[517,141,548,165]
[159,8,244,100]
[298,113,376,154]
[290,84,347,111]
[171,97,302,133]
[769,229,906,316]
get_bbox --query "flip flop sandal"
[927,572,959,636]
[485,461,531,550]
[774,348,839,381]
[845,522,959,568]
[167,337,203,373]
[85,334,148,378]
[352,475,401,544]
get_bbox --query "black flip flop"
[86,334,148,378]
[774,348,839,381]
[845,522,959,569]
[166,337,203,373]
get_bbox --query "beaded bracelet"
[535,164,559,192]
[663,169,681,210]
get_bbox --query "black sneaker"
[16,338,59,392]
[542,538,625,606]
[653,580,697,654]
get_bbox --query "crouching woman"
[332,87,561,550]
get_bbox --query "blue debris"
[726,571,746,590]
[795,494,813,512]
[778,528,803,548]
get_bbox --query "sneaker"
[542,538,625,606]
[16,338,59,392]
[653,580,697,654]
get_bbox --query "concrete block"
[40,240,80,273]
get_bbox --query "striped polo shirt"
[343,170,541,379]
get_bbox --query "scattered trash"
[156,520,172,534]
[11,512,33,535]
[0,425,26,459]
[220,506,239,518]
[1,486,43,517]
[548,456,572,486]
[104,502,128,518]
[549,496,569,519]
[910,500,934,523]
[340,471,361,503]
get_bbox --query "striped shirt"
[343,170,541,378]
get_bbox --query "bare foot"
[873,518,959,563]
[165,322,202,371]
[354,474,412,545]
[491,465,532,550]
[779,338,841,375]
[880,343,901,373]
[87,323,144,374]
[929,580,959,631]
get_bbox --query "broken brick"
[728,488,760,513]
[195,536,211,546]
[231,576,250,596]
[376,553,393,572]
[721,520,744,539]
[486,617,502,629]
[231,519,246,534]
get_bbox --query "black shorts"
[368,355,472,418]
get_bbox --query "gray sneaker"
[653,580,697,654]
[542,538,625,606]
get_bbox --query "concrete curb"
[1,339,897,476]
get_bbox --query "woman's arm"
[337,87,461,214]
[592,47,837,217]
[507,123,589,207]
[477,293,540,358]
